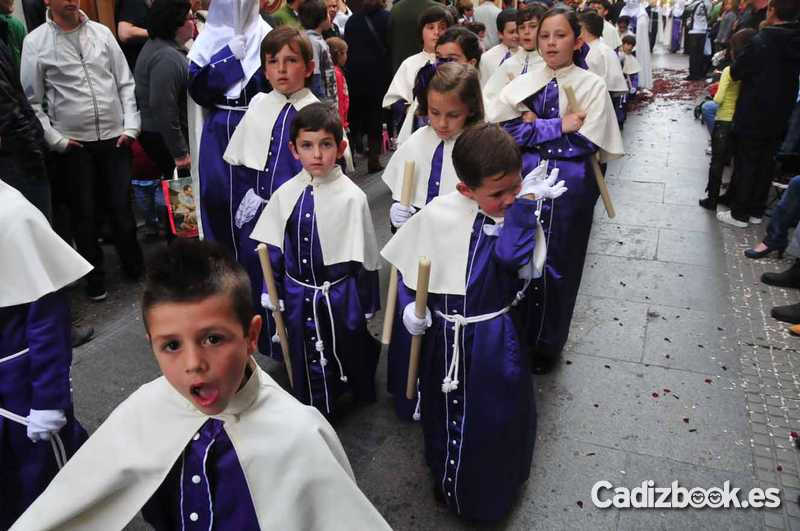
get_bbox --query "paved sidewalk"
[63,48,798,530]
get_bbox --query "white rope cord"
[286,273,349,382]
[0,406,67,469]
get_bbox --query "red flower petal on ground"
[663,388,671,393]
[704,378,712,384]
[652,392,659,398]
[576,501,584,508]
[682,418,689,423]
[789,432,798,439]
[777,465,783,472]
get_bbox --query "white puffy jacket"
[20,10,140,152]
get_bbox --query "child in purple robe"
[250,104,381,418]
[487,6,624,374]
[0,180,90,529]
[382,124,566,521]
[12,240,390,530]
[381,62,483,420]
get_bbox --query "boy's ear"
[246,315,263,355]
[305,60,316,79]
[289,140,301,161]
[337,138,348,158]
[574,35,585,51]
[456,181,476,200]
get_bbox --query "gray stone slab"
[657,228,725,267]
[536,353,753,474]
[594,201,717,233]
[617,453,765,531]
[605,180,665,205]
[641,305,738,376]
[663,177,709,207]
[580,254,727,312]
[587,223,660,260]
[565,294,648,363]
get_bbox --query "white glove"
[229,35,247,60]
[390,203,416,228]
[402,302,432,336]
[519,161,567,200]
[260,293,285,313]
[27,409,67,443]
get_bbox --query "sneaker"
[716,210,748,228]
[86,278,108,301]
[749,217,763,224]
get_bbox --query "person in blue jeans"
[746,174,800,259]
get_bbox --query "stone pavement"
[63,47,799,530]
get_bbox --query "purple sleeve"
[629,73,640,92]
[188,46,245,107]
[27,290,73,410]
[493,198,541,271]
[356,267,381,315]
[537,131,598,159]
[265,243,286,301]
[501,117,564,148]
[390,99,407,131]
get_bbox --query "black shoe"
[698,197,717,211]
[71,325,95,348]
[745,243,786,260]
[762,260,800,289]
[771,302,800,324]
[531,352,562,375]
[86,277,107,301]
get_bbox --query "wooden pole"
[381,160,416,345]
[256,244,294,389]
[562,85,616,219]
[406,257,431,400]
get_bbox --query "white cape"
[479,43,512,87]
[586,39,629,92]
[622,52,642,75]
[482,48,542,103]
[381,126,459,209]
[250,167,381,271]
[11,363,390,530]
[383,51,434,146]
[602,19,622,50]
[620,2,652,89]
[0,180,92,307]
[487,63,624,162]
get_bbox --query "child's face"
[335,46,348,66]
[457,170,522,218]
[147,294,261,415]
[517,18,540,51]
[422,20,448,53]
[290,129,347,177]
[436,42,476,66]
[617,20,628,33]
[538,14,582,70]
[499,21,519,50]
[427,88,470,140]
[590,3,608,17]
[264,43,314,96]
[622,42,634,53]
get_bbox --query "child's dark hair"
[588,0,611,11]
[452,123,521,189]
[418,5,455,42]
[621,34,636,47]
[464,21,486,35]
[260,26,314,72]
[141,239,253,334]
[770,0,800,22]
[617,15,630,27]
[437,26,482,65]
[728,28,756,59]
[290,102,344,144]
[517,3,546,25]
[417,62,484,126]
[578,10,604,38]
[326,36,348,66]
[540,6,581,39]
[147,0,190,40]
[298,0,328,30]
[496,8,517,32]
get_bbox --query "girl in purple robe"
[383,124,566,521]
[0,180,90,528]
[250,104,381,418]
[487,6,624,374]
[381,63,484,421]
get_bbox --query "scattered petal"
[704,378,712,384]
[576,501,584,508]
[689,428,697,432]
[652,392,659,398]
[682,417,689,423]
[604,365,611,369]
[665,354,671,359]
[565,360,573,365]
[663,388,671,393]
[664,337,671,343]
[697,344,704,349]
[594,404,599,408]
[585,452,596,456]
[777,465,783,472]
[721,366,727,371]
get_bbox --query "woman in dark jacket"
[344,0,391,172]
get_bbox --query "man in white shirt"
[474,0,501,48]
[685,0,711,79]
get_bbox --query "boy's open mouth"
[190,383,220,408]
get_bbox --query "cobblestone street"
[66,47,800,530]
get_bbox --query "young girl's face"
[538,14,582,70]
[517,17,540,51]
[334,46,348,67]
[436,41,476,66]
[422,20,448,53]
[264,43,314,95]
[622,41,634,54]
[427,88,470,140]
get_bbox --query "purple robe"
[387,141,445,421]
[399,198,539,522]
[189,49,281,361]
[501,78,600,360]
[0,290,87,528]
[267,186,380,417]
[671,17,683,52]
[142,418,259,530]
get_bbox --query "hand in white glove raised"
[518,161,568,200]
[27,409,67,443]
[402,302,432,336]
[390,202,417,228]
[260,292,285,313]
[229,35,247,60]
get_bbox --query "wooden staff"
[406,257,431,400]
[563,85,616,219]
[256,243,294,389]
[381,160,416,345]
